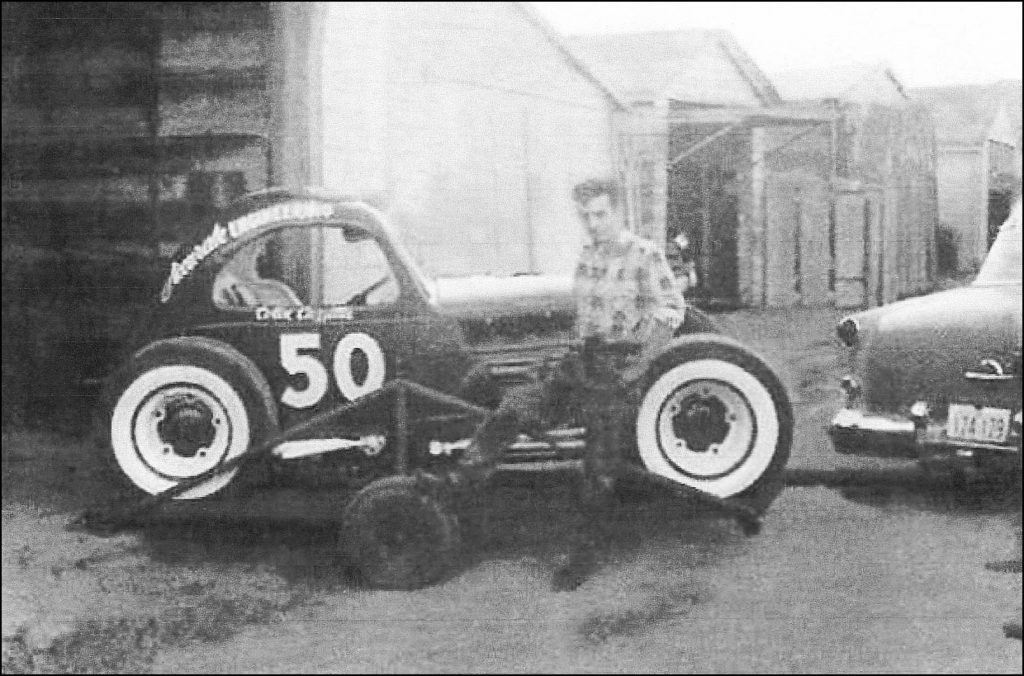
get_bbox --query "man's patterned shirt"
[573,229,686,349]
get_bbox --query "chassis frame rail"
[72,376,761,535]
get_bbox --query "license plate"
[946,404,1011,444]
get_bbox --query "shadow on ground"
[126,468,748,593]
[786,465,1023,516]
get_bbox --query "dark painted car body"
[829,201,1022,472]
[132,188,708,439]
[103,186,796,507]
[141,189,534,438]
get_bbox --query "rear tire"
[341,476,462,590]
[635,337,793,512]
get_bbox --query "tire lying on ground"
[98,336,278,500]
[341,476,462,590]
[634,334,793,513]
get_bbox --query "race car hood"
[429,274,575,344]
[430,274,574,320]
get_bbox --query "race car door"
[284,222,415,431]
[202,219,413,431]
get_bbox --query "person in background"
[673,232,699,294]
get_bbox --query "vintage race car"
[829,200,1022,479]
[98,188,793,513]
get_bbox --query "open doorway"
[667,161,740,306]
[988,187,1015,250]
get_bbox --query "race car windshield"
[975,200,1022,285]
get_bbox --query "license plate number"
[946,404,1011,443]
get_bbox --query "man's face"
[576,193,623,245]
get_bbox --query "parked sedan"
[830,200,1022,478]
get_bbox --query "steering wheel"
[343,275,391,306]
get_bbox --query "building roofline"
[772,61,911,103]
[510,2,628,110]
[710,30,782,106]
[565,28,779,108]
[878,63,909,100]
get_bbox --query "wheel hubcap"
[658,379,756,479]
[156,396,217,458]
[672,393,731,453]
[133,385,232,479]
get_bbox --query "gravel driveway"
[3,307,1020,673]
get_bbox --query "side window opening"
[321,226,399,307]
[212,229,310,309]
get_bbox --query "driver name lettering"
[160,200,337,303]
[255,306,355,322]
[255,306,315,322]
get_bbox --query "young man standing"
[444,177,687,589]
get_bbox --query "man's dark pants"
[455,348,636,585]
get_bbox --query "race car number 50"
[279,332,386,408]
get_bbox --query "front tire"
[635,337,793,509]
[101,338,278,500]
[341,476,462,590]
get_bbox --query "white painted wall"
[312,2,619,277]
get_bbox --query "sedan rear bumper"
[828,408,918,458]
[914,416,1022,469]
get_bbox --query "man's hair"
[572,177,621,208]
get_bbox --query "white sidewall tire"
[636,359,780,498]
[110,365,251,499]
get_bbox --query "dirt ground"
[3,307,1021,673]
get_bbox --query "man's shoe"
[737,513,762,537]
[1004,621,1022,640]
[550,547,598,592]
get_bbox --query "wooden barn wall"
[669,102,938,310]
[759,123,833,307]
[1,2,271,426]
[155,2,271,245]
[2,3,271,250]
[2,6,154,249]
[313,2,619,278]
[619,104,669,246]
[844,102,937,302]
[934,138,1018,273]
[610,102,936,310]
[743,100,938,310]
[936,147,989,272]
